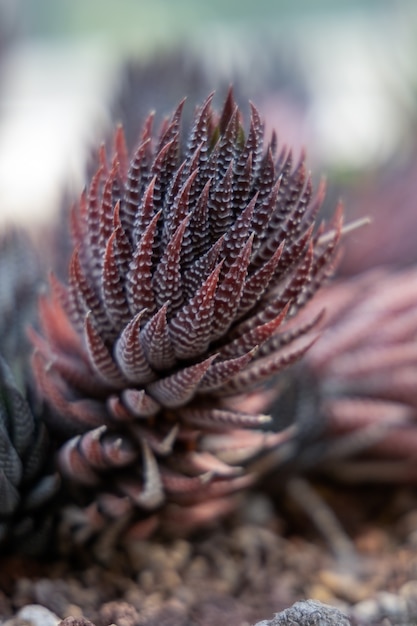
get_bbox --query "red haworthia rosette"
[297,267,417,483]
[32,90,341,539]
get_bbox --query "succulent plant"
[0,230,59,553]
[283,266,417,484]
[30,90,341,539]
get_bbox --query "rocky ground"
[2,481,417,625]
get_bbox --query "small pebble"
[17,605,60,626]
[374,591,409,618]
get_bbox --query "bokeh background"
[0,0,416,256]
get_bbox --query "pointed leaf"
[114,310,155,384]
[179,407,271,430]
[198,349,256,392]
[211,236,253,338]
[126,209,160,317]
[147,355,217,407]
[101,230,130,330]
[121,389,161,417]
[169,261,223,359]
[84,312,126,388]
[140,303,176,370]
[152,217,188,314]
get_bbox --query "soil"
[2,481,417,625]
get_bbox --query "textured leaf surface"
[32,90,338,538]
